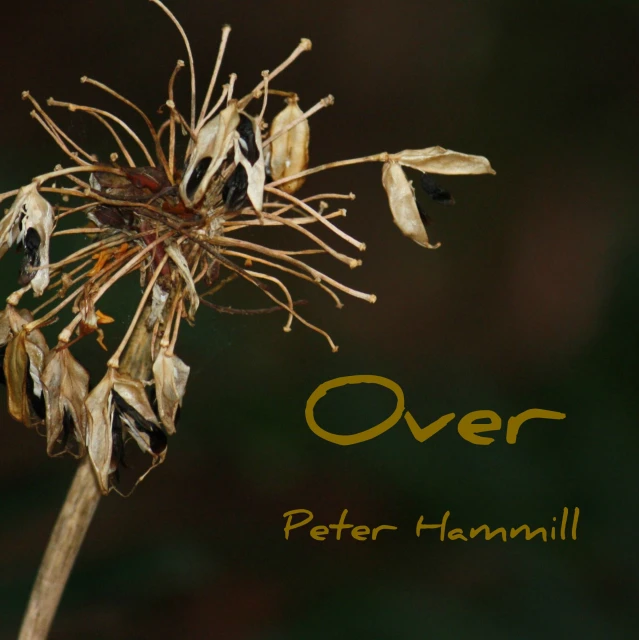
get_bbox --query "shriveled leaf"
[269,97,310,194]
[382,162,440,249]
[393,146,495,176]
[42,348,89,457]
[152,347,190,435]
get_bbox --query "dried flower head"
[0,0,494,494]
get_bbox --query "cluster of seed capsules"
[0,1,494,494]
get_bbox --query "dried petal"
[269,97,310,194]
[41,348,89,457]
[382,161,440,249]
[180,102,240,207]
[392,146,495,176]
[152,347,189,435]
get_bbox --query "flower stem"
[18,457,101,640]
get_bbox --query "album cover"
[0,1,636,638]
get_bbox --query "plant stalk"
[18,457,101,640]
[18,302,158,639]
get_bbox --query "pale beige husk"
[152,347,189,435]
[234,113,266,212]
[41,349,90,457]
[382,161,440,249]
[85,367,164,494]
[393,146,495,175]
[3,328,48,426]
[269,98,310,194]
[180,102,240,207]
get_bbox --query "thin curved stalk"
[18,457,101,640]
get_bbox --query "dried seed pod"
[16,185,54,296]
[231,113,265,212]
[86,367,166,494]
[180,102,241,207]
[41,348,89,457]
[269,97,310,194]
[393,146,495,176]
[152,347,189,435]
[3,327,48,427]
[0,184,54,296]
[382,161,440,249]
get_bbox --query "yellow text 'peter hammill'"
[283,508,580,542]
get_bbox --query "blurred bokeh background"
[1,0,638,637]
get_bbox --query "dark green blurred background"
[1,0,638,637]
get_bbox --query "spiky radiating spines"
[0,0,493,493]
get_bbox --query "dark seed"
[0,346,6,386]
[24,228,41,254]
[237,114,260,165]
[421,173,455,205]
[25,357,46,421]
[222,163,249,211]
[148,428,168,455]
[186,156,212,200]
[18,228,42,286]
[59,407,74,451]
[110,410,125,481]
[416,200,432,226]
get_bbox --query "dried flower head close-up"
[0,1,493,496]
[4,1,635,639]
[0,1,493,636]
